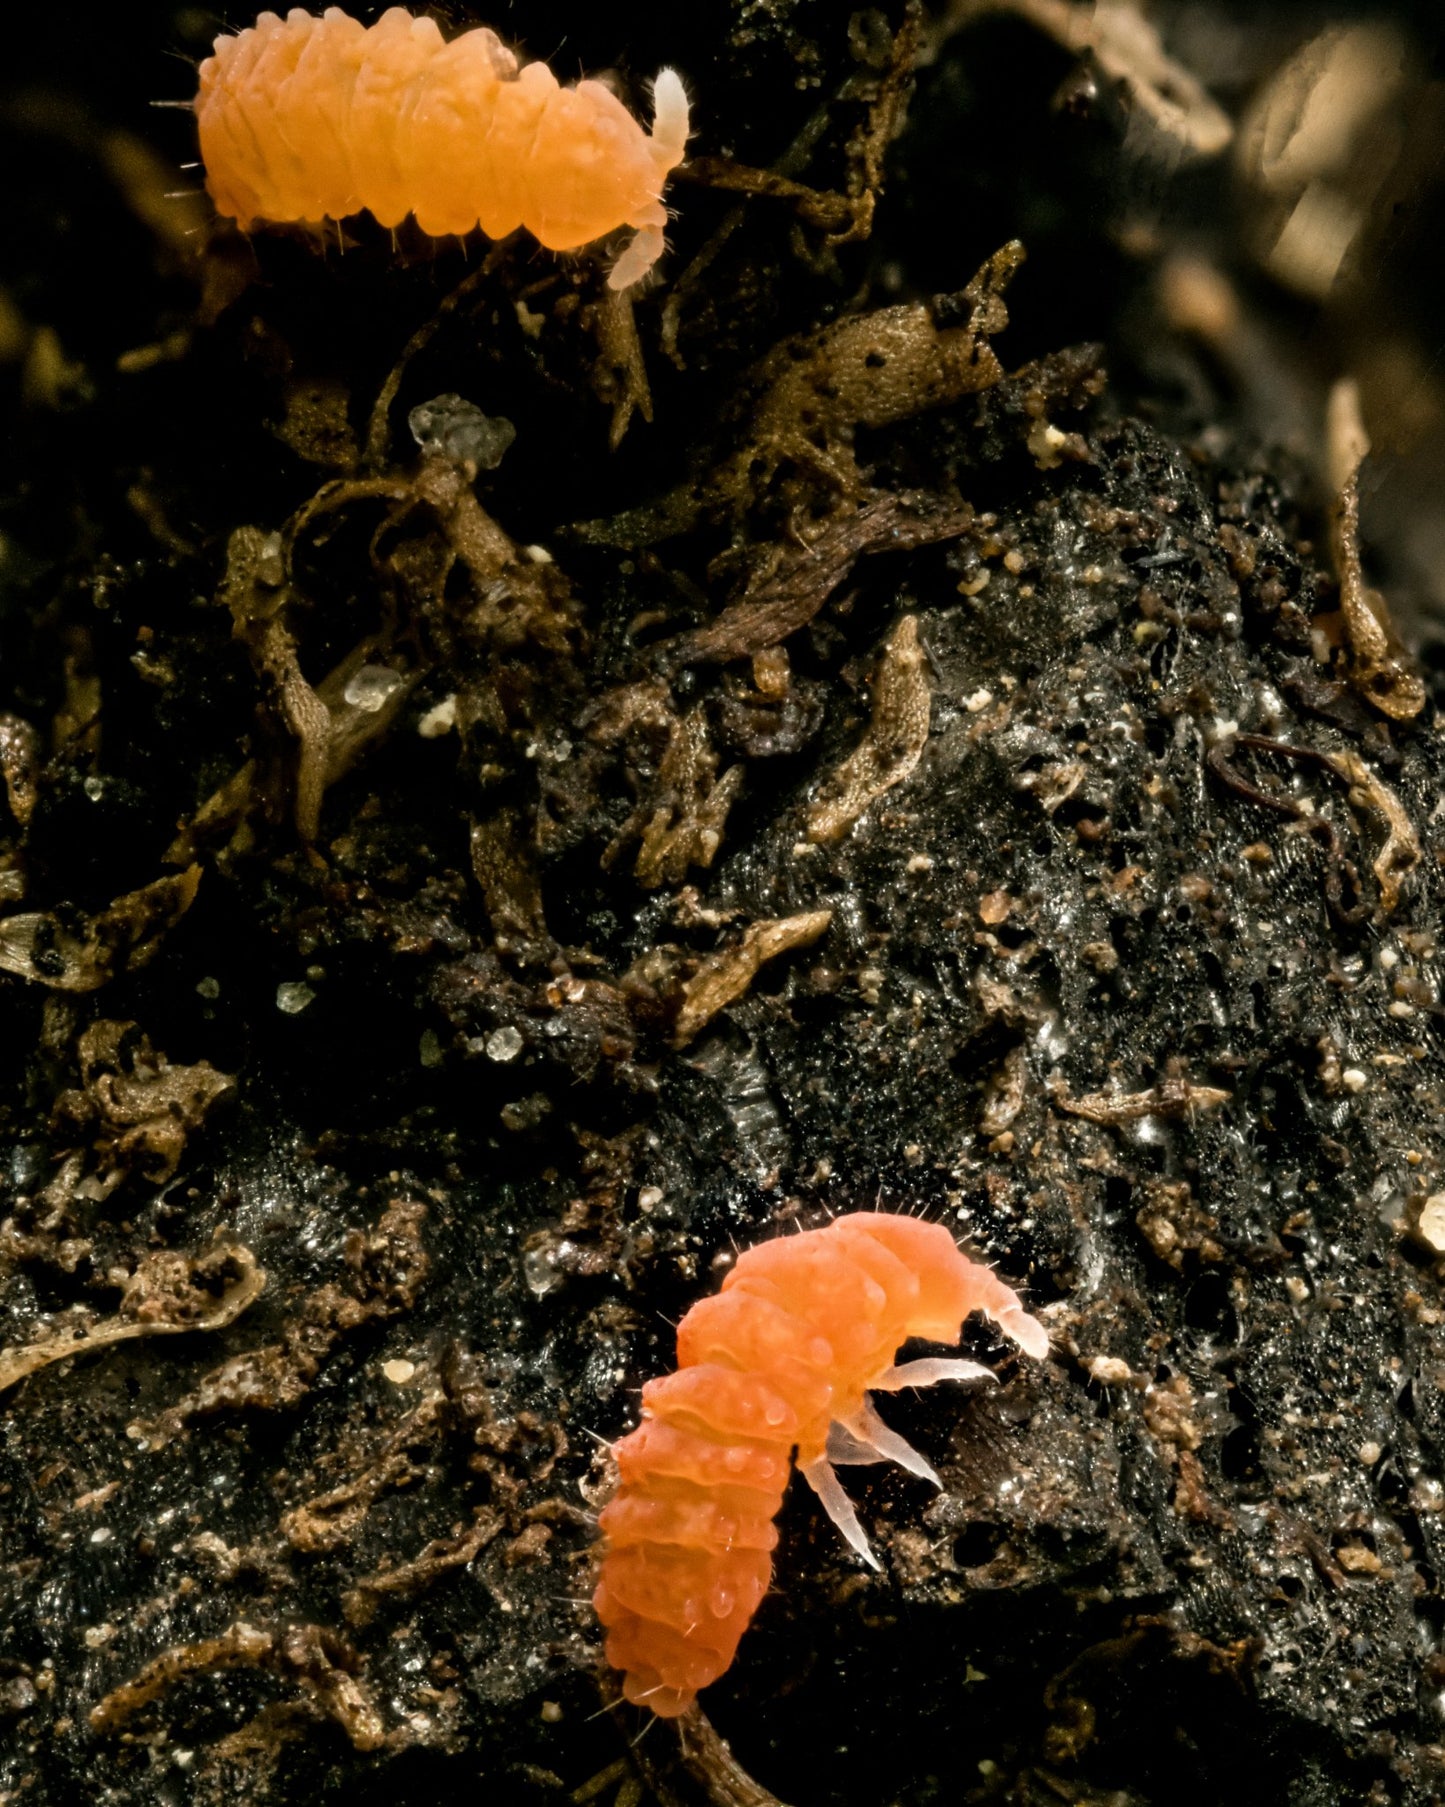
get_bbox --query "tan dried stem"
[1325,378,1425,721]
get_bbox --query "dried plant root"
[89,1619,387,1750]
[1325,378,1425,721]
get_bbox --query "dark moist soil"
[4,3,1445,1805]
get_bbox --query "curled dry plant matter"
[0,1243,264,1396]
[0,867,201,992]
[805,615,932,846]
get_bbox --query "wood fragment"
[571,1759,635,1805]
[673,495,972,667]
[220,521,338,842]
[596,1685,793,1807]
[676,155,854,227]
[317,644,417,791]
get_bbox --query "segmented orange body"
[594,1212,1047,1716]
[193,7,690,288]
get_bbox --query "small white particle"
[485,1026,524,1063]
[255,531,284,587]
[417,694,457,738]
[342,664,403,713]
[965,688,994,713]
[1341,1067,1367,1093]
[382,1359,416,1385]
[275,981,315,1015]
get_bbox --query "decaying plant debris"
[0,1243,263,1396]
[3,3,1445,1806]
